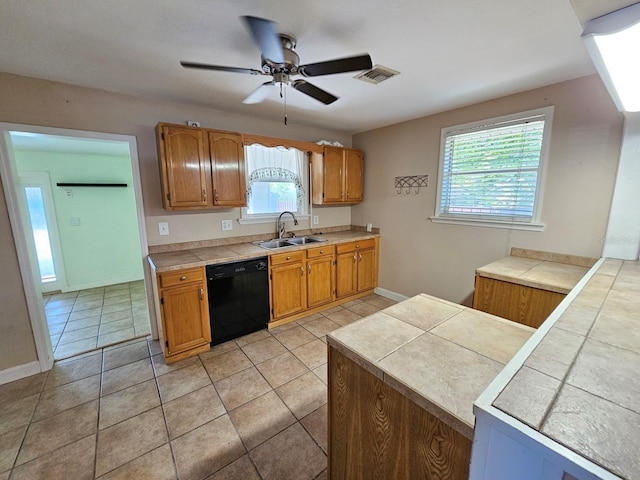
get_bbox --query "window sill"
[429,216,545,231]
[238,214,310,225]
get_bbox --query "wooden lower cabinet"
[336,239,377,299]
[306,246,335,309]
[473,275,565,328]
[270,251,307,320]
[329,347,471,479]
[157,267,211,363]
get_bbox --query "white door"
[19,172,66,293]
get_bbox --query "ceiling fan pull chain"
[284,83,288,125]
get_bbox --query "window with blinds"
[435,108,552,228]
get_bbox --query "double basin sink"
[254,236,327,250]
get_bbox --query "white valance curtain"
[245,143,306,177]
[244,144,307,211]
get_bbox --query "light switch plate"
[221,219,233,231]
[70,217,81,226]
[158,222,169,236]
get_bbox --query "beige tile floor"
[0,293,396,480]
[44,280,151,360]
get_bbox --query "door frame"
[0,123,153,374]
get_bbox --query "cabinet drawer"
[159,267,204,288]
[336,239,375,254]
[270,250,305,266]
[306,245,334,259]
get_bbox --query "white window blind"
[439,113,546,223]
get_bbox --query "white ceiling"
[0,1,633,135]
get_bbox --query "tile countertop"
[492,258,640,480]
[476,248,598,294]
[326,294,535,439]
[147,230,379,273]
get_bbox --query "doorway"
[0,124,154,366]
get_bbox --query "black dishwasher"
[206,257,269,346]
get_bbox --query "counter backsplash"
[147,224,380,254]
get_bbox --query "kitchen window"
[239,143,309,224]
[432,107,552,230]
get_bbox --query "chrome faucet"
[277,211,298,239]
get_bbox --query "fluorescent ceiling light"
[582,2,640,112]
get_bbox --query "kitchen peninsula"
[327,255,640,480]
[326,294,534,479]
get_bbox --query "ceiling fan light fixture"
[582,2,640,112]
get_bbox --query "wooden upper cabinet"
[311,146,364,205]
[156,123,247,210]
[345,149,363,202]
[208,131,247,207]
[321,147,345,203]
[157,124,210,209]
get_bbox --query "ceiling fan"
[180,16,373,107]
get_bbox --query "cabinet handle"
[214,189,218,202]
[286,256,291,261]
[199,288,204,300]
[320,250,324,254]
[308,264,311,275]
[202,189,207,202]
[300,266,304,276]
[359,253,363,262]
[180,275,187,281]
[353,254,357,263]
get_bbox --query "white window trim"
[430,106,553,231]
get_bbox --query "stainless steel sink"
[285,236,326,245]
[253,236,326,250]
[254,239,293,250]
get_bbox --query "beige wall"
[0,72,352,372]
[352,75,623,305]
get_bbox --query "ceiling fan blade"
[243,82,274,104]
[291,80,338,105]
[300,54,372,77]
[241,16,285,64]
[180,61,262,75]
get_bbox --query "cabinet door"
[160,126,210,209]
[208,131,246,207]
[161,282,210,356]
[357,248,376,292]
[345,149,363,202]
[323,147,345,203]
[307,255,335,308]
[271,262,307,319]
[336,250,358,298]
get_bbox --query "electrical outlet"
[367,223,373,232]
[313,215,319,225]
[158,222,169,236]
[221,219,233,231]
[187,121,200,127]
[70,217,81,226]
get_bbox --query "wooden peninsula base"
[326,293,534,480]
[329,347,471,480]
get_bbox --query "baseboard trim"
[0,360,42,385]
[374,287,408,303]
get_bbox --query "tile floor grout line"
[5,293,391,479]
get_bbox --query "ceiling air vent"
[354,65,400,84]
